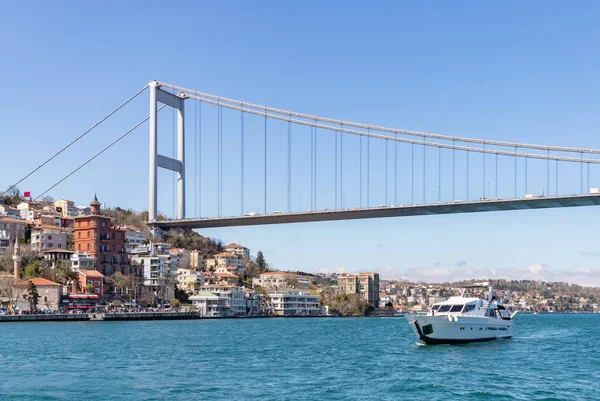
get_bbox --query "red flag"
[23,191,31,198]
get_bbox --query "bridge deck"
[151,194,600,230]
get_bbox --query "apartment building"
[337,272,380,307]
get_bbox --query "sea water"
[0,314,598,400]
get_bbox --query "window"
[73,261,79,266]
[464,304,476,312]
[94,244,97,250]
[94,281,100,286]
[86,231,89,238]
[58,244,62,248]
[439,305,451,312]
[48,235,52,240]
[87,244,90,250]
[95,288,100,293]
[88,280,93,285]
[450,305,463,313]
[77,244,81,251]
[431,305,441,312]
[101,221,106,227]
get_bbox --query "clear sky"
[2,1,600,285]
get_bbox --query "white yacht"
[407,283,517,345]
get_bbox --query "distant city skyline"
[2,2,600,286]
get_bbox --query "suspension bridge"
[7,80,600,230]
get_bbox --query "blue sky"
[2,1,600,284]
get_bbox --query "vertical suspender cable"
[394,132,398,206]
[423,136,426,204]
[240,108,245,213]
[200,100,204,217]
[525,157,528,194]
[312,127,315,210]
[172,104,176,218]
[360,132,363,207]
[438,147,441,202]
[264,110,267,214]
[411,143,414,205]
[288,117,291,212]
[587,162,590,193]
[467,150,470,201]
[452,140,456,201]
[483,142,486,198]
[340,124,343,209]
[385,139,388,205]
[547,149,550,196]
[367,129,370,207]
[495,153,498,199]
[314,119,318,210]
[556,161,559,195]
[335,130,338,209]
[194,97,198,217]
[581,152,584,193]
[514,146,517,198]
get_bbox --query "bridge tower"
[148,80,186,222]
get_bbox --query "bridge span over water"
[153,193,600,230]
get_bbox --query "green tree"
[24,260,44,279]
[256,251,267,271]
[24,281,39,310]
[84,284,94,293]
[66,232,74,251]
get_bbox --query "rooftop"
[224,243,246,249]
[214,252,236,258]
[78,269,105,278]
[14,278,61,287]
[43,249,75,254]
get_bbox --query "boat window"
[449,305,463,312]
[438,305,451,312]
[431,305,441,312]
[463,304,475,312]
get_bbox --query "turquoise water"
[0,315,598,400]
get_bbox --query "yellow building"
[54,199,75,218]
[337,272,380,307]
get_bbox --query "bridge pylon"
[148,80,186,222]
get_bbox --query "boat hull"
[409,315,513,345]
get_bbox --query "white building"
[176,268,204,293]
[199,284,247,316]
[71,252,96,271]
[0,230,11,255]
[189,291,230,317]
[31,226,68,252]
[132,255,176,302]
[125,229,147,253]
[269,290,321,316]
[0,205,20,219]
[253,271,312,291]
[223,243,250,259]
[206,252,245,270]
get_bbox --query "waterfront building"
[42,249,74,269]
[0,216,26,242]
[268,290,321,316]
[73,195,135,276]
[132,254,176,303]
[124,229,147,253]
[71,251,95,271]
[199,284,246,316]
[13,278,63,310]
[176,268,204,293]
[245,288,262,316]
[153,242,170,255]
[31,226,68,252]
[77,269,105,295]
[189,291,230,317]
[253,271,313,291]
[54,199,75,218]
[61,293,100,311]
[337,272,380,308]
[223,243,250,259]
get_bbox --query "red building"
[77,269,105,295]
[73,195,139,276]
